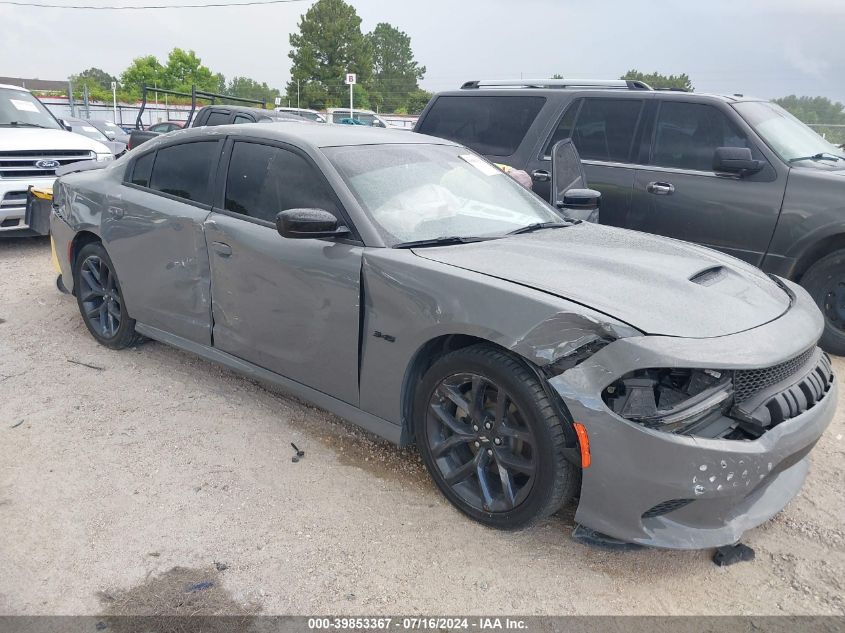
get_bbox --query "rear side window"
[233,114,253,124]
[224,141,340,224]
[417,95,546,157]
[149,141,218,204]
[652,102,754,172]
[570,99,643,163]
[204,110,231,126]
[130,152,154,187]
[543,100,581,157]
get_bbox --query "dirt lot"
[1,237,843,617]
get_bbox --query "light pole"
[111,81,117,123]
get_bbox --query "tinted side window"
[417,95,546,157]
[149,141,217,204]
[204,111,231,126]
[652,102,752,171]
[225,142,339,223]
[130,151,154,187]
[233,115,253,124]
[543,99,581,157]
[570,99,643,162]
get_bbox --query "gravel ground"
[1,237,843,617]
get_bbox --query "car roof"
[162,121,457,150]
[0,83,30,92]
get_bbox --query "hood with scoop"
[413,223,791,338]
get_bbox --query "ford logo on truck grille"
[35,159,60,169]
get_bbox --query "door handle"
[211,241,232,257]
[107,206,125,219]
[532,169,551,182]
[647,181,675,195]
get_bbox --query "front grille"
[642,499,693,519]
[0,190,27,209]
[749,352,834,427]
[734,347,815,403]
[0,150,95,178]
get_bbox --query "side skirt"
[135,323,403,445]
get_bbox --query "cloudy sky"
[1,0,843,104]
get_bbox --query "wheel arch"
[399,333,578,450]
[793,232,845,282]
[68,230,103,294]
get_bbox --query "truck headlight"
[95,153,114,162]
[602,368,733,434]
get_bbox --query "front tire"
[414,344,579,529]
[74,242,141,350]
[801,250,845,356]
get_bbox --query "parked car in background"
[275,107,326,123]
[127,105,306,150]
[146,121,185,134]
[327,108,390,128]
[65,118,127,157]
[50,123,835,550]
[88,119,130,144]
[416,79,845,354]
[0,83,112,236]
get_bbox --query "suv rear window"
[417,95,545,157]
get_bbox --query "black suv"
[415,79,845,353]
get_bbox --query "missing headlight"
[603,368,733,434]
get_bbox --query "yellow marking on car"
[50,236,61,273]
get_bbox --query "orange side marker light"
[573,422,591,469]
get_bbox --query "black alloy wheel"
[78,254,122,339]
[74,242,142,350]
[415,344,579,529]
[426,372,537,513]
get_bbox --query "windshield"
[70,122,109,142]
[324,144,562,245]
[734,101,845,164]
[94,120,123,133]
[0,87,62,129]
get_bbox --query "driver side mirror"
[59,119,72,131]
[276,208,350,239]
[555,188,601,223]
[713,147,766,176]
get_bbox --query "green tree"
[120,55,165,98]
[70,67,117,101]
[226,76,279,105]
[773,95,845,125]
[621,69,693,91]
[367,22,425,112]
[774,95,845,144]
[406,88,432,114]
[164,48,217,93]
[214,72,227,94]
[286,0,372,110]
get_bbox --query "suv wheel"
[414,344,579,529]
[802,250,845,356]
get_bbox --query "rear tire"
[74,242,142,350]
[801,250,845,356]
[414,344,579,529]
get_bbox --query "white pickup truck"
[0,83,113,236]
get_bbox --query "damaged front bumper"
[550,280,837,549]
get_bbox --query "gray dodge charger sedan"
[50,124,836,549]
